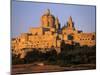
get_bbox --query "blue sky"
[11,1,96,38]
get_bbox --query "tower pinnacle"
[68,16,72,23]
[55,17,60,30]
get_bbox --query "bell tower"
[67,16,75,30]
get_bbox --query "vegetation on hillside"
[12,40,96,67]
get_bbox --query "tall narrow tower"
[55,17,60,30]
[67,16,75,30]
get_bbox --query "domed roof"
[45,9,50,15]
[42,9,55,17]
[41,9,56,28]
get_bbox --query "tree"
[24,49,39,63]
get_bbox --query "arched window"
[92,35,95,40]
[68,35,73,40]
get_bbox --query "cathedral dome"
[41,9,55,28]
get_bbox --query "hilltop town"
[12,9,96,59]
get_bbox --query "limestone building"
[12,9,96,58]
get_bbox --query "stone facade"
[12,9,96,58]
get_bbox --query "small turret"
[55,17,60,30]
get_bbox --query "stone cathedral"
[12,9,96,58]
